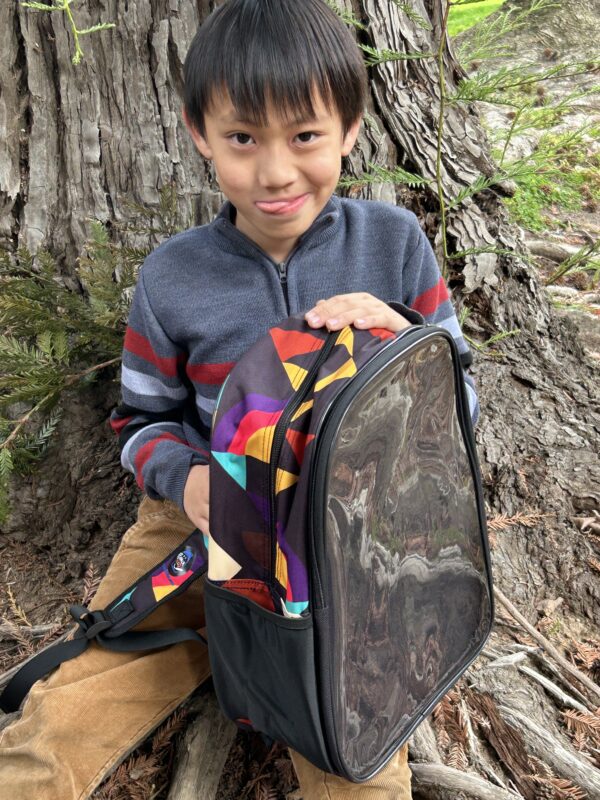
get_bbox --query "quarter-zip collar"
[211,194,342,265]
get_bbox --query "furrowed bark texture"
[500,0,600,54]
[0,0,222,268]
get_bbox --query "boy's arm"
[387,218,480,427]
[109,270,210,511]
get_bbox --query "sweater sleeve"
[109,269,210,510]
[387,220,480,427]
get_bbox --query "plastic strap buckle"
[70,604,112,639]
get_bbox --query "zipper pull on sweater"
[278,262,290,315]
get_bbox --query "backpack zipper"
[308,326,426,610]
[269,332,337,599]
[308,327,494,779]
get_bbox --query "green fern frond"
[392,2,432,31]
[338,163,431,190]
[324,0,366,30]
[36,330,54,357]
[453,0,560,64]
[0,335,41,365]
[120,183,192,238]
[0,187,190,520]
[77,22,116,35]
[0,447,13,479]
[53,330,69,364]
[12,408,63,471]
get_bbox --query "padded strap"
[0,532,209,713]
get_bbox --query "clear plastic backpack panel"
[324,336,492,777]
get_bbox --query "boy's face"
[183,87,362,264]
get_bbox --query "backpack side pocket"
[204,579,334,773]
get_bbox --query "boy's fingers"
[305,295,387,328]
[324,309,371,328]
[305,298,357,324]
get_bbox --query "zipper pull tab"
[277,262,287,283]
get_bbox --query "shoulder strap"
[0,529,208,713]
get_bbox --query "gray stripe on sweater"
[196,393,217,416]
[122,365,188,400]
[121,421,184,472]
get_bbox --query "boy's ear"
[182,105,213,160]
[341,114,363,157]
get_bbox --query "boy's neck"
[226,197,337,265]
[231,205,294,264]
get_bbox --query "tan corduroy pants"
[0,495,411,799]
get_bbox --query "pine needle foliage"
[324,0,366,31]
[20,0,116,66]
[336,0,598,286]
[452,0,561,65]
[0,184,187,523]
[92,706,190,800]
[392,1,433,32]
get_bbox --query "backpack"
[0,312,494,782]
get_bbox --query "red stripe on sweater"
[412,277,449,317]
[190,443,210,458]
[134,432,188,490]
[109,415,133,435]
[125,327,186,377]
[186,361,234,384]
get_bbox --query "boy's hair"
[183,0,368,139]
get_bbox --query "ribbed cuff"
[160,449,210,513]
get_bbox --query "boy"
[0,1,478,797]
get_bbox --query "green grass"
[448,0,505,37]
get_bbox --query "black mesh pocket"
[204,580,333,772]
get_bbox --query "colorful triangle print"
[270,327,324,362]
[314,356,357,393]
[208,535,243,581]
[229,409,282,456]
[285,428,313,467]
[212,451,246,490]
[275,468,299,494]
[283,362,309,391]
[245,424,277,463]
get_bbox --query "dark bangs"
[183,0,368,138]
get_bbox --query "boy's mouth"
[255,193,309,215]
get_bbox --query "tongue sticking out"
[256,194,307,213]
[257,200,291,211]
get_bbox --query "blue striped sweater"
[109,194,480,510]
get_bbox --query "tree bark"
[0,0,221,270]
[498,0,600,55]
[1,1,599,799]
[167,689,237,800]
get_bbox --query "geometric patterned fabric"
[102,313,398,627]
[209,312,396,616]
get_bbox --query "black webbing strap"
[0,589,208,714]
[1,530,210,713]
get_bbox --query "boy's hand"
[183,464,211,535]
[304,293,411,333]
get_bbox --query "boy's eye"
[229,132,254,145]
[227,131,319,146]
[296,131,319,143]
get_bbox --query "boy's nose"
[257,149,299,189]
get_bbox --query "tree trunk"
[0,0,222,272]
[497,0,600,55]
[1,1,598,798]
